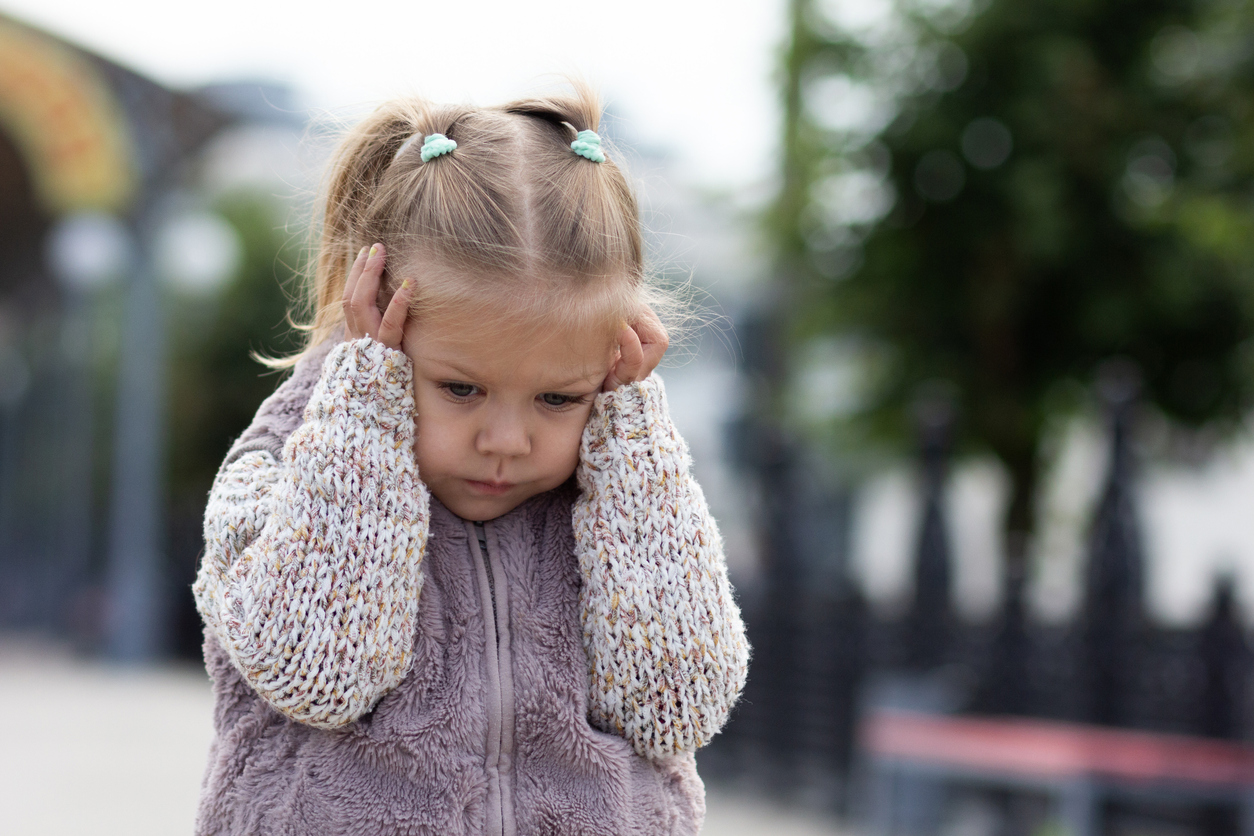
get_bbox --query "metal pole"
[1080,361,1145,726]
[103,220,166,661]
[55,288,98,634]
[907,390,955,670]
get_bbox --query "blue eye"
[541,393,571,407]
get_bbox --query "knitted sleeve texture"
[574,374,750,759]
[193,337,429,729]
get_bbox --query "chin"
[439,490,521,523]
[431,476,568,522]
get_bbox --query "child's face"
[401,304,617,522]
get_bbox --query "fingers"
[352,245,385,334]
[633,307,669,376]
[601,309,670,392]
[617,322,645,380]
[342,243,389,341]
[377,279,412,350]
[602,322,643,392]
[341,246,369,338]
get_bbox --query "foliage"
[165,192,303,498]
[164,191,303,655]
[779,0,1254,539]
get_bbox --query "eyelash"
[436,382,591,410]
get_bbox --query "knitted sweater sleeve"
[192,337,429,729]
[573,373,750,759]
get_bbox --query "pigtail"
[280,100,514,365]
[303,105,423,354]
[503,84,601,134]
[394,107,526,272]
[503,85,642,283]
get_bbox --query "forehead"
[407,303,617,385]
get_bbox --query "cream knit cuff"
[195,337,429,729]
[575,373,750,759]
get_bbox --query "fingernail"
[357,246,367,259]
[369,245,378,257]
[401,279,410,289]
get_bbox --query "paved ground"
[0,636,845,835]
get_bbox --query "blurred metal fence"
[702,324,1254,835]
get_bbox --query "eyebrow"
[430,358,602,390]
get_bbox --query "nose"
[475,405,531,459]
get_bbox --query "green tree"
[777,0,1254,585]
[164,191,303,657]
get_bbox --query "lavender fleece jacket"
[193,338,749,835]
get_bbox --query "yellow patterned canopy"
[0,17,136,214]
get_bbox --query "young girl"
[192,87,749,836]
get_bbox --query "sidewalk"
[0,636,844,835]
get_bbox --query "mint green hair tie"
[420,133,457,162]
[570,130,606,163]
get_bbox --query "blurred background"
[2,0,1254,834]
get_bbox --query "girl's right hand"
[342,243,412,351]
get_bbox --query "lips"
[466,479,514,496]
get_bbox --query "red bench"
[861,710,1254,836]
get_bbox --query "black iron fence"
[702,367,1254,835]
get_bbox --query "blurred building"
[0,13,231,653]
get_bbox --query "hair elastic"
[570,130,606,163]
[420,133,457,162]
[394,132,458,162]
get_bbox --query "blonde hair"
[278,84,658,365]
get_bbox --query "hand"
[342,243,412,350]
[602,307,669,392]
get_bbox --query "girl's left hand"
[602,307,669,392]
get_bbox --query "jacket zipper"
[473,521,510,836]
[475,521,498,645]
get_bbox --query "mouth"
[466,479,515,496]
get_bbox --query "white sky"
[0,0,786,191]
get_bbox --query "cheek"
[540,411,591,472]
[411,397,466,469]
